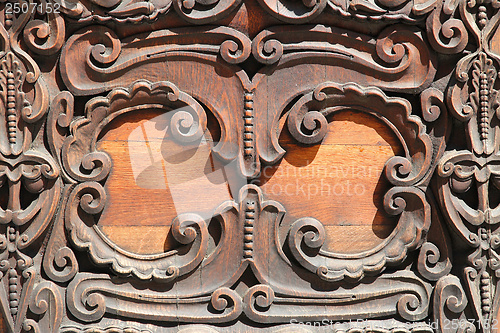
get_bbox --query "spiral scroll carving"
[286,82,433,186]
[66,182,209,281]
[417,242,452,282]
[173,0,243,24]
[256,0,328,23]
[426,0,468,54]
[0,0,486,330]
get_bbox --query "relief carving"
[434,1,500,330]
[0,0,496,332]
[62,80,210,281]
[0,6,61,331]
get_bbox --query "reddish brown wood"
[0,0,497,332]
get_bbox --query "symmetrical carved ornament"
[0,0,498,332]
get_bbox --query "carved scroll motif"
[172,0,243,23]
[59,25,251,96]
[61,80,213,281]
[247,83,433,285]
[434,2,500,330]
[242,272,431,323]
[181,185,432,324]
[255,0,440,23]
[65,264,431,325]
[417,242,453,282]
[256,0,328,23]
[27,281,64,333]
[286,82,433,185]
[433,275,475,333]
[57,0,242,23]
[51,0,444,24]
[0,0,490,331]
[67,274,243,323]
[60,328,152,333]
[330,0,438,21]
[0,6,63,331]
[246,24,438,177]
[250,25,437,92]
[426,0,468,54]
[437,151,500,328]
[57,0,172,23]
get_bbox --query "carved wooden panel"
[0,0,499,332]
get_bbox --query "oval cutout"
[96,110,240,254]
[259,110,403,254]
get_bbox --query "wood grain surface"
[97,110,231,254]
[0,0,495,330]
[259,110,402,253]
[97,109,401,254]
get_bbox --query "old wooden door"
[0,0,497,332]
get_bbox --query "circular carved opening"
[96,109,231,255]
[259,110,403,254]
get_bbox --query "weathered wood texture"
[0,0,497,332]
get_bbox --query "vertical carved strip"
[0,52,28,156]
[435,1,500,329]
[478,5,488,29]
[8,266,19,317]
[479,71,490,143]
[42,186,78,283]
[6,67,16,146]
[480,270,491,314]
[243,199,255,259]
[4,8,12,30]
[243,91,255,158]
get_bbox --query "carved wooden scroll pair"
[0,0,498,332]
